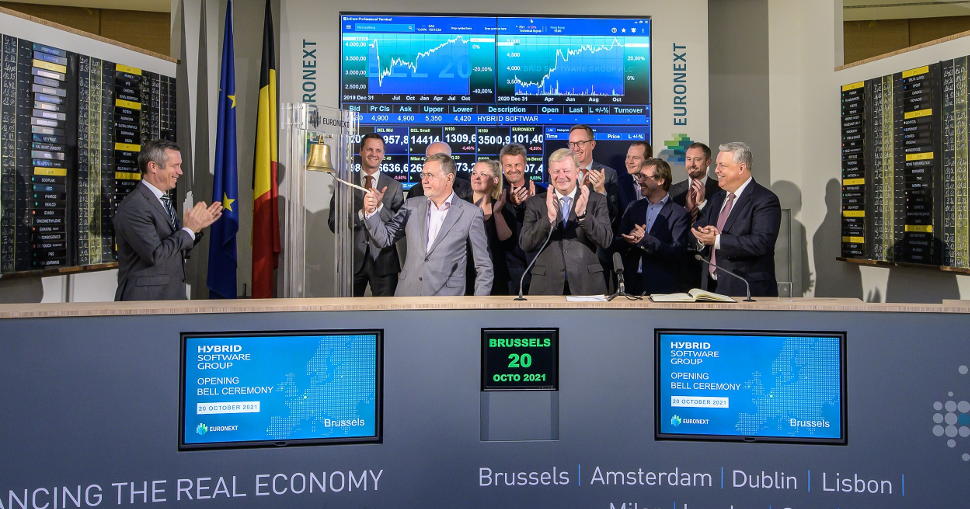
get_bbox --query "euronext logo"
[658,134,694,164]
[196,423,208,436]
[670,415,682,427]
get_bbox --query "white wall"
[768,0,970,302]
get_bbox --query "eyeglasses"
[636,173,660,181]
[568,139,593,148]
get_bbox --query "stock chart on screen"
[340,14,651,188]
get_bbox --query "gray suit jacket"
[519,190,613,295]
[113,182,195,300]
[364,194,493,296]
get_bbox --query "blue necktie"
[560,196,571,228]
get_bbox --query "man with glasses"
[520,148,612,295]
[567,125,621,225]
[328,133,404,296]
[614,158,690,295]
[362,153,493,296]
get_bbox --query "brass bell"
[306,137,335,172]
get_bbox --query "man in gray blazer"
[362,153,493,296]
[328,133,404,296]
[113,140,222,300]
[520,148,613,295]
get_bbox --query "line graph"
[498,36,626,97]
[366,35,471,95]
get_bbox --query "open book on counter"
[649,289,736,303]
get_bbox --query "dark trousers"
[353,255,398,297]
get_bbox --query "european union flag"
[207,0,239,299]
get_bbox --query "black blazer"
[328,172,404,276]
[694,180,781,297]
[616,171,640,218]
[519,190,613,295]
[613,197,690,295]
[670,175,721,208]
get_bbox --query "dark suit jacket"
[113,182,195,301]
[695,180,781,297]
[584,161,621,227]
[670,175,720,208]
[613,197,690,295]
[519,190,613,295]
[328,172,404,276]
[502,180,548,291]
[616,171,641,218]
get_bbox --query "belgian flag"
[251,0,279,298]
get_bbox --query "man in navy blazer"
[691,142,781,297]
[616,141,652,216]
[614,158,689,295]
[669,142,720,289]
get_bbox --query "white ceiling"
[844,0,970,21]
[2,0,170,12]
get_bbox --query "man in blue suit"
[614,158,690,295]
[616,141,652,216]
[691,142,781,297]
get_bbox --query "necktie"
[160,194,178,230]
[364,175,374,190]
[687,179,703,221]
[578,168,588,185]
[710,193,735,275]
[560,196,571,228]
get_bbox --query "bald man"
[408,141,473,202]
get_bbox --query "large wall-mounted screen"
[656,330,846,444]
[340,13,651,188]
[180,330,382,450]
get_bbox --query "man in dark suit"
[614,158,690,295]
[328,133,404,296]
[499,143,547,294]
[670,142,720,216]
[362,153,493,296]
[617,141,652,215]
[113,140,222,301]
[520,148,612,295]
[691,142,781,297]
[407,141,472,201]
[669,142,720,289]
[568,124,621,224]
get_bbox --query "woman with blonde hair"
[470,159,513,294]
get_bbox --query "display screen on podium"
[180,330,382,449]
[655,330,846,444]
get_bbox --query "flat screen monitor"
[339,13,652,188]
[180,330,382,450]
[655,330,846,444]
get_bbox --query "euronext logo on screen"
[196,422,208,436]
[670,414,709,427]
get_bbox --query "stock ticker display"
[340,14,652,188]
[840,61,970,269]
[0,33,175,274]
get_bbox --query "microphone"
[612,251,625,294]
[693,254,753,302]
[515,198,561,301]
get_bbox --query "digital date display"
[481,329,558,391]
